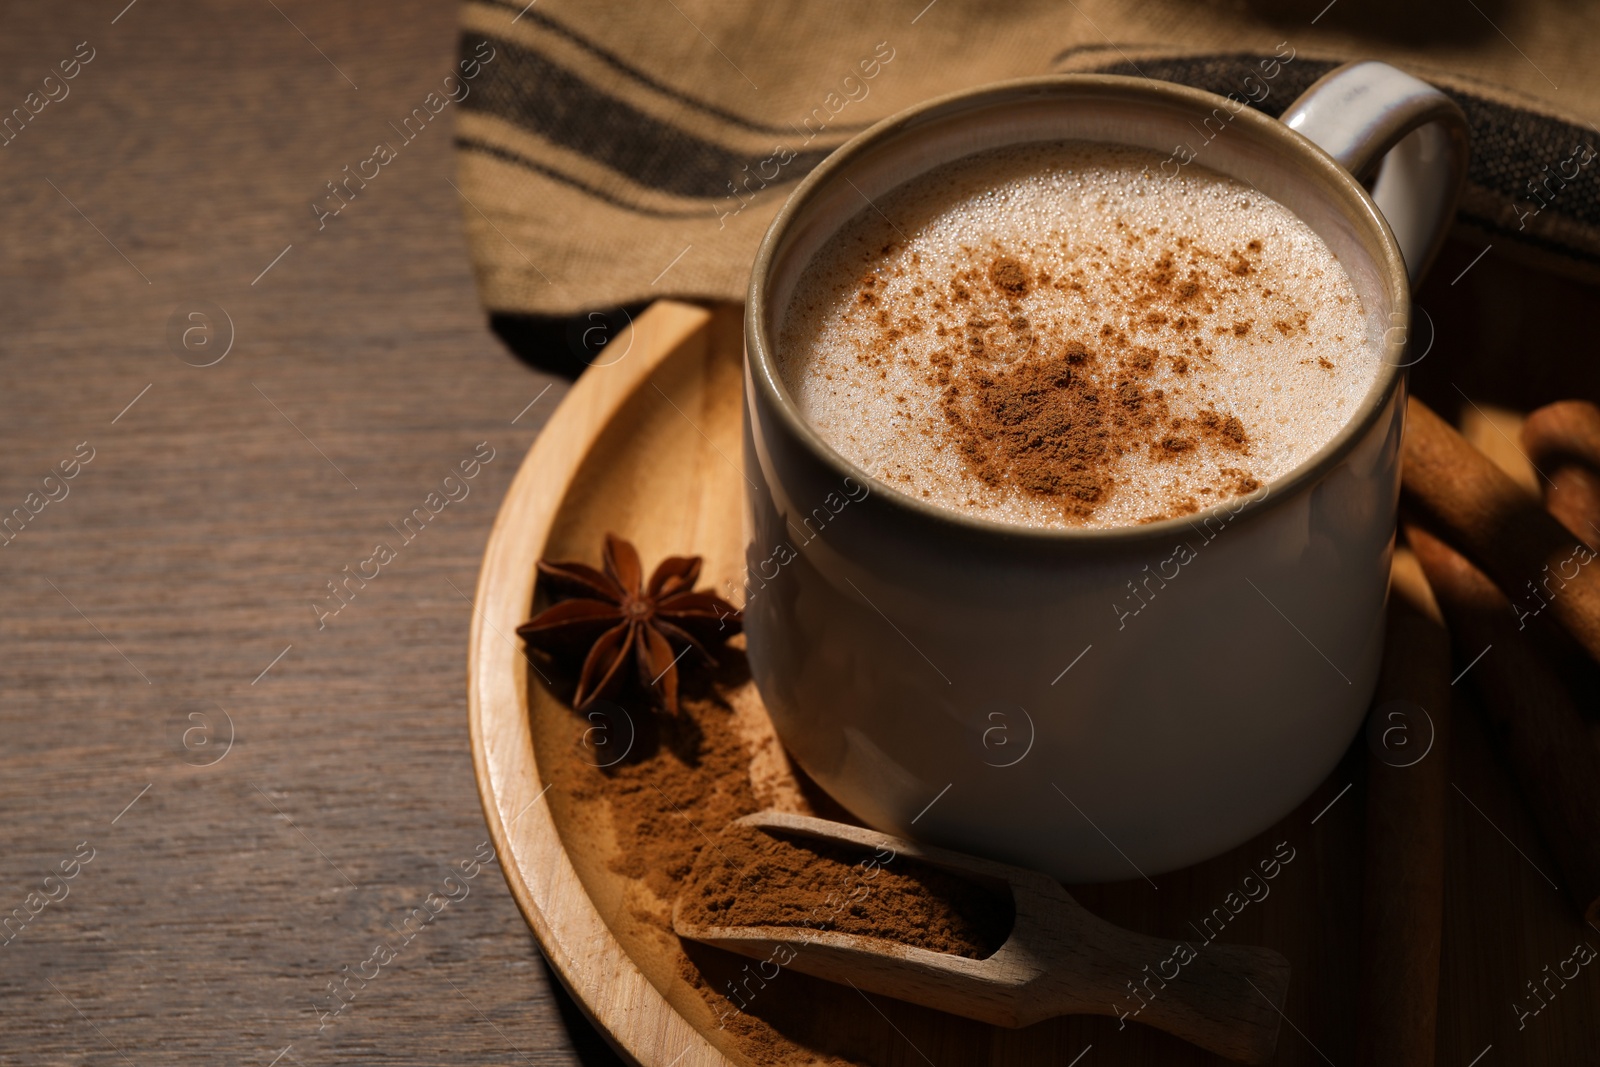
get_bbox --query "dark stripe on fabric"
[1454,92,1600,231]
[1079,54,1337,118]
[456,136,715,218]
[476,2,870,137]
[1083,55,1600,234]
[461,34,838,201]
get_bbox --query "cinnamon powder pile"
[549,657,1017,1064]
[677,823,1014,960]
[575,699,760,904]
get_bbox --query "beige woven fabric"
[453,0,1600,316]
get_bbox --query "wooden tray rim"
[467,300,737,1067]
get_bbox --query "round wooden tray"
[468,301,742,1067]
[467,301,1591,1066]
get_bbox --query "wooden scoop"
[673,812,1289,1064]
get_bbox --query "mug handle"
[1280,60,1470,288]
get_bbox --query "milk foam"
[777,141,1380,529]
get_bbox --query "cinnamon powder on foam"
[778,141,1377,528]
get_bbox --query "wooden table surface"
[0,1,620,1063]
[3,1,1599,1065]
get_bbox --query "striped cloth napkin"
[452,0,1600,319]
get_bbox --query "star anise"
[516,533,742,713]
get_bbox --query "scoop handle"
[1080,935,1290,1065]
[1033,882,1291,1065]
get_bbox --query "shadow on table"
[491,305,653,381]
[542,954,631,1067]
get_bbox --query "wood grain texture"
[2,2,1599,1064]
[1356,549,1450,1067]
[0,2,622,1064]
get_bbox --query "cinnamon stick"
[1406,524,1600,924]
[1357,548,1450,1067]
[1402,397,1600,663]
[1518,401,1600,738]
[1521,399,1600,548]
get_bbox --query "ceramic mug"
[742,63,1468,881]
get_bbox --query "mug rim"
[745,72,1413,547]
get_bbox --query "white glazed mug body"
[742,69,1466,880]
